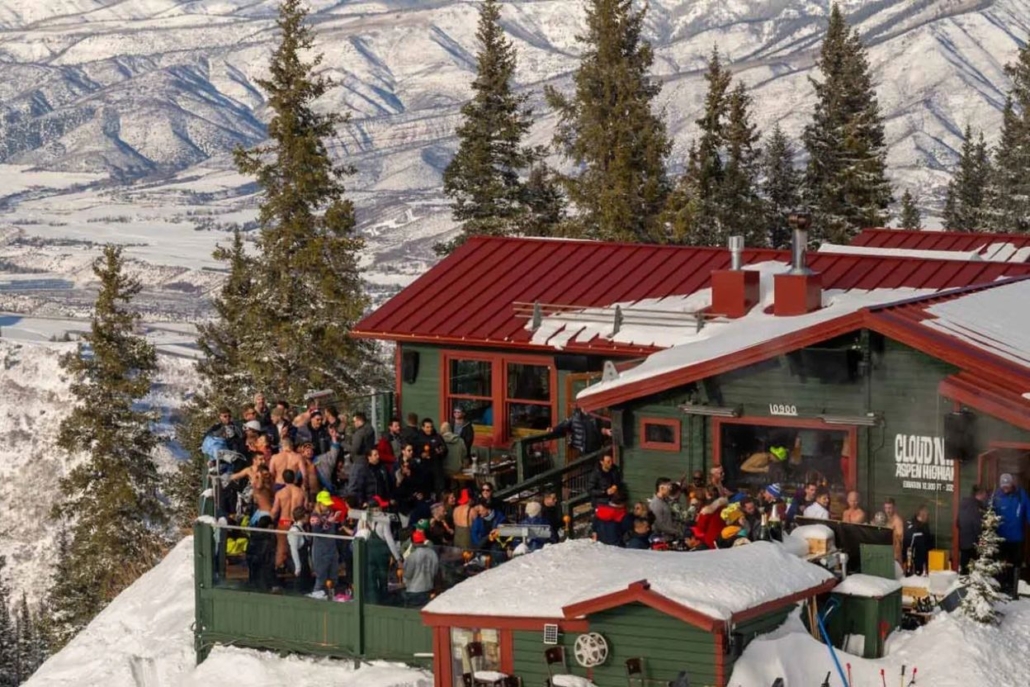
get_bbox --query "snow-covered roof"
[577,263,937,402]
[423,539,833,622]
[834,574,902,598]
[920,279,1030,368]
[817,243,984,261]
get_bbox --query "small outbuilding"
[420,540,836,687]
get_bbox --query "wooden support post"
[353,536,366,658]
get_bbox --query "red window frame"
[441,351,557,447]
[639,417,681,451]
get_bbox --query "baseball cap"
[412,530,427,545]
[243,420,262,432]
[1000,473,1015,488]
[316,490,333,506]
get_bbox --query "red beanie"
[412,530,427,545]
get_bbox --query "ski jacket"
[992,488,1030,543]
[957,495,985,550]
[554,410,603,454]
[349,423,377,465]
[593,503,628,546]
[586,464,623,506]
[695,498,728,549]
[345,461,393,506]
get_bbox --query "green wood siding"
[363,605,433,663]
[727,606,793,675]
[512,629,576,687]
[400,344,442,426]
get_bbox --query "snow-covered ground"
[732,600,1030,687]
[0,339,196,605]
[23,537,433,687]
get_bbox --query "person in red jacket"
[593,496,629,546]
[694,496,729,549]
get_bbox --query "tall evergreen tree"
[762,124,801,249]
[985,39,1030,233]
[546,0,671,242]
[234,0,375,402]
[665,47,731,245]
[943,125,991,231]
[49,246,164,648]
[803,3,892,243]
[719,82,767,246]
[519,163,566,237]
[0,557,15,687]
[960,505,1004,623]
[15,593,45,683]
[898,189,921,229]
[439,0,537,254]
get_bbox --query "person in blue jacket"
[991,473,1030,597]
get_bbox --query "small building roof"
[422,539,834,629]
[850,229,1030,263]
[353,236,1030,357]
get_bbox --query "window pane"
[506,363,550,401]
[644,422,677,445]
[450,359,491,397]
[508,402,552,437]
[450,628,500,686]
[453,399,494,429]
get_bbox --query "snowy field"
[23,538,433,687]
[23,533,1030,687]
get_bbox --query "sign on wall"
[894,434,955,492]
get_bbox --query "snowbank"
[834,574,902,598]
[424,539,833,621]
[731,601,1030,687]
[25,537,432,687]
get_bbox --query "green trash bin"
[828,574,903,658]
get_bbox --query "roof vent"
[710,235,759,319]
[774,214,822,316]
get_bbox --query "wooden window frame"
[712,416,858,491]
[441,350,557,447]
[639,417,681,451]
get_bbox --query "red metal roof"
[354,236,1030,356]
[851,229,1030,261]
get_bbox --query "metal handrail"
[494,448,603,502]
[199,520,356,543]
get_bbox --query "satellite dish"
[573,632,609,668]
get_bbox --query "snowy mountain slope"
[23,536,433,687]
[0,339,196,606]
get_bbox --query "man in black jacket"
[415,418,448,497]
[957,484,987,573]
[586,453,624,506]
[450,406,475,456]
[554,408,611,455]
[345,448,393,508]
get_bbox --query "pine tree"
[439,0,537,254]
[719,82,767,246]
[15,593,44,683]
[943,125,990,231]
[665,47,731,245]
[546,0,671,242]
[985,39,1030,233]
[803,3,892,243]
[762,124,801,249]
[49,246,165,648]
[898,189,922,229]
[0,557,16,687]
[960,505,1004,624]
[519,163,566,237]
[234,0,375,402]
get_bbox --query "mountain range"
[1,0,1029,245]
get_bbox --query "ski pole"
[846,662,852,687]
[900,665,906,687]
[880,668,886,687]
[907,667,918,687]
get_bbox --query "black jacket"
[346,461,393,506]
[349,423,377,465]
[903,520,935,574]
[586,464,623,506]
[414,430,448,462]
[554,409,604,454]
[957,496,986,550]
[399,425,421,451]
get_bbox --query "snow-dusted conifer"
[960,505,1005,624]
[985,39,1030,234]
[803,3,892,243]
[50,246,165,648]
[547,0,671,242]
[15,593,45,682]
[898,190,922,229]
[234,0,379,402]
[0,557,16,687]
[943,125,990,231]
[762,125,801,249]
[439,0,539,253]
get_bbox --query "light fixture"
[679,403,742,418]
[818,413,882,427]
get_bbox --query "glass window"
[719,423,849,495]
[450,628,500,686]
[507,402,553,438]
[644,422,676,445]
[450,359,492,397]
[506,363,550,401]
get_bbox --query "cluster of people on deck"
[204,396,562,605]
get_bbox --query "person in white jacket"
[804,489,832,519]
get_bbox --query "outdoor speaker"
[944,410,976,462]
[940,585,967,613]
[555,354,591,372]
[401,350,419,384]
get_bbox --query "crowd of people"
[204,395,560,604]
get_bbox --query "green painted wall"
[363,605,434,663]
[400,344,442,427]
[512,629,576,687]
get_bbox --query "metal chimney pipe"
[728,235,744,271]
[788,214,812,275]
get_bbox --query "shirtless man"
[883,497,905,562]
[842,491,867,524]
[251,465,275,516]
[269,437,307,486]
[271,469,308,568]
[230,452,268,486]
